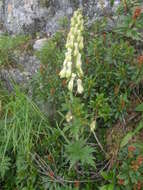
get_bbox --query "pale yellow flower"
[66,62,72,78]
[66,111,73,122]
[59,67,67,78]
[77,79,84,94]
[90,120,96,132]
[68,73,76,92]
[76,53,82,70]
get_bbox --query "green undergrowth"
[0,0,143,189]
[0,34,32,67]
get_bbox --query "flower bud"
[77,35,81,43]
[65,52,72,62]
[76,53,82,69]
[66,62,72,78]
[71,18,75,27]
[78,14,82,21]
[66,111,73,122]
[66,69,72,78]
[90,120,96,132]
[68,73,76,92]
[77,30,81,36]
[79,40,84,50]
[80,25,84,32]
[77,36,83,50]
[67,48,72,54]
[59,67,67,78]
[78,68,83,77]
[71,27,75,34]
[74,43,79,56]
[74,27,78,35]
[66,41,73,48]
[67,61,72,69]
[77,79,84,94]
[63,60,67,67]
[74,49,79,57]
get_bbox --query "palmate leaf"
[65,140,95,169]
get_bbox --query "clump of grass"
[0,86,50,189]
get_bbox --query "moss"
[39,0,52,8]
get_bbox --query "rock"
[33,38,48,51]
[0,0,120,35]
[0,54,40,91]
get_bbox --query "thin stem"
[92,131,107,156]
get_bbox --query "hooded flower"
[68,73,76,92]
[76,53,82,69]
[77,79,84,94]
[59,66,67,78]
[66,61,72,78]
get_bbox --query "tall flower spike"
[59,9,84,93]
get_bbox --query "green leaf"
[135,103,143,112]
[134,122,143,134]
[65,140,95,169]
[99,184,114,190]
[101,171,113,181]
[120,132,134,148]
[120,122,143,148]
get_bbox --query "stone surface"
[33,38,48,51]
[0,54,40,91]
[0,0,120,35]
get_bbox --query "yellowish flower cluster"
[59,9,84,94]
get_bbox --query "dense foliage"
[0,1,143,189]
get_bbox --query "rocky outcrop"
[0,0,120,93]
[0,0,120,35]
[0,54,40,91]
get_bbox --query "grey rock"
[33,38,48,51]
[0,0,120,35]
[0,54,40,91]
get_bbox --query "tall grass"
[0,86,50,189]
